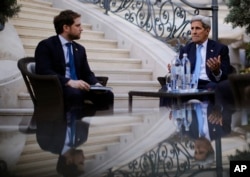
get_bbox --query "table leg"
[129,93,133,112]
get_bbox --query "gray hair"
[191,15,211,29]
[194,150,215,168]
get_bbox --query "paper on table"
[90,85,112,91]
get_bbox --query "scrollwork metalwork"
[79,0,218,51]
[105,139,196,177]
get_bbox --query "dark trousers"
[214,79,235,109]
[63,86,114,119]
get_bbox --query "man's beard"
[68,33,80,41]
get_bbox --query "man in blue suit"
[179,15,231,90]
[35,10,114,118]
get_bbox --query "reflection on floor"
[0,108,250,177]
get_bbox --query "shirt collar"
[197,39,208,48]
[58,35,71,46]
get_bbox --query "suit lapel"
[206,39,216,60]
[54,36,67,71]
[205,40,216,77]
[189,43,197,72]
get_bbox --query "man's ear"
[63,24,70,32]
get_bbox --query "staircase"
[0,1,166,175]
[9,0,162,114]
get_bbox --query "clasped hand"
[66,80,90,90]
[66,80,103,91]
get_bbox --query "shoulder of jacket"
[72,41,85,50]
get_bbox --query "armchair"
[17,57,110,124]
[228,73,250,109]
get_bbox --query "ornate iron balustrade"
[79,0,219,52]
[103,137,205,177]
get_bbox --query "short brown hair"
[53,10,81,34]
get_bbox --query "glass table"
[0,103,250,177]
[128,86,215,112]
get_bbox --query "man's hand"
[66,80,90,91]
[206,55,221,75]
[208,109,223,126]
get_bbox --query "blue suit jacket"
[35,35,98,86]
[179,39,231,82]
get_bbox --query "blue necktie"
[195,103,205,137]
[192,44,203,84]
[68,120,75,146]
[66,43,78,80]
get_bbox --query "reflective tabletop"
[1,102,250,177]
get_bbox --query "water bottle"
[181,53,191,91]
[172,107,183,132]
[170,54,182,91]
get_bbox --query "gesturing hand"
[206,55,221,76]
[208,109,223,126]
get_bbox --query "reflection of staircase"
[0,0,166,176]
[13,110,170,177]
[13,116,136,176]
[10,0,161,113]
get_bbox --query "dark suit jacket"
[179,39,231,82]
[36,120,89,154]
[183,103,231,141]
[35,35,98,86]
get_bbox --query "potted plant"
[224,0,250,73]
[246,43,250,67]
[0,0,21,31]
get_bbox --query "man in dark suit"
[36,116,89,177]
[182,101,231,165]
[35,10,114,118]
[179,15,231,90]
[184,101,231,140]
[162,15,232,107]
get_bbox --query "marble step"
[18,2,61,14]
[19,35,118,49]
[88,57,142,70]
[108,81,160,93]
[18,0,52,8]
[11,17,93,31]
[14,25,105,39]
[94,69,153,81]
[24,45,130,58]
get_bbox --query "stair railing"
[79,0,219,52]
